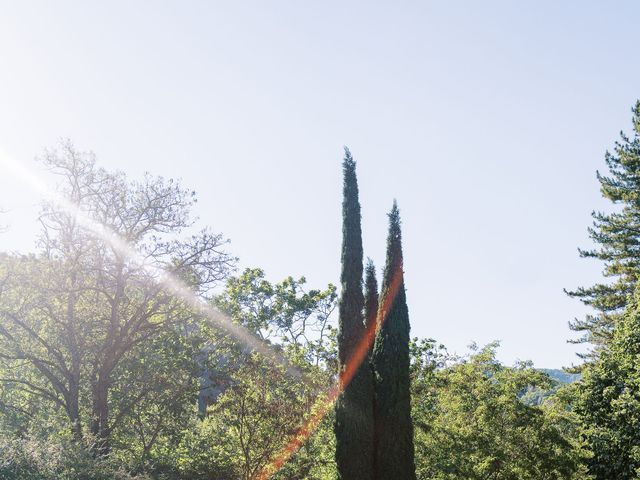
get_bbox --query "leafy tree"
[164,355,335,480]
[575,282,640,479]
[107,327,202,469]
[567,101,640,353]
[213,267,337,367]
[371,201,416,480]
[413,343,585,480]
[334,148,375,479]
[0,142,234,454]
[164,268,339,480]
[204,352,332,480]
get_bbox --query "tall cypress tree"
[334,147,374,480]
[372,201,416,480]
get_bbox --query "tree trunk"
[68,387,82,440]
[66,269,83,441]
[91,378,110,456]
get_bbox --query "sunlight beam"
[0,150,302,379]
[256,263,405,479]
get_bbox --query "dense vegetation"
[3,102,640,478]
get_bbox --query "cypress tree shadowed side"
[364,258,379,351]
[372,201,416,480]
[334,147,375,480]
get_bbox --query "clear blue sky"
[1,1,639,368]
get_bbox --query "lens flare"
[0,150,301,378]
[257,262,404,479]
[1,149,406,478]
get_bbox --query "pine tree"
[567,101,640,353]
[334,147,375,480]
[576,281,640,479]
[371,201,416,480]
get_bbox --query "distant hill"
[519,369,581,406]
[540,368,581,385]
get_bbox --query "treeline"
[2,102,640,479]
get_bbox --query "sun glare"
[257,263,404,479]
[0,150,302,379]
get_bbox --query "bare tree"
[0,141,235,452]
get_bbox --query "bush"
[0,435,148,480]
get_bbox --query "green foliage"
[0,435,148,480]
[575,283,640,479]
[568,101,640,352]
[334,147,375,480]
[371,201,416,480]
[413,343,586,480]
[106,327,202,470]
[148,349,336,480]
[0,262,339,479]
[141,267,340,480]
[213,267,337,366]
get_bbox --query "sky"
[1,1,639,368]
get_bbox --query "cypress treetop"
[338,147,365,359]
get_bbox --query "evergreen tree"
[364,259,379,340]
[334,147,375,480]
[371,201,416,480]
[576,282,640,479]
[567,101,640,353]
